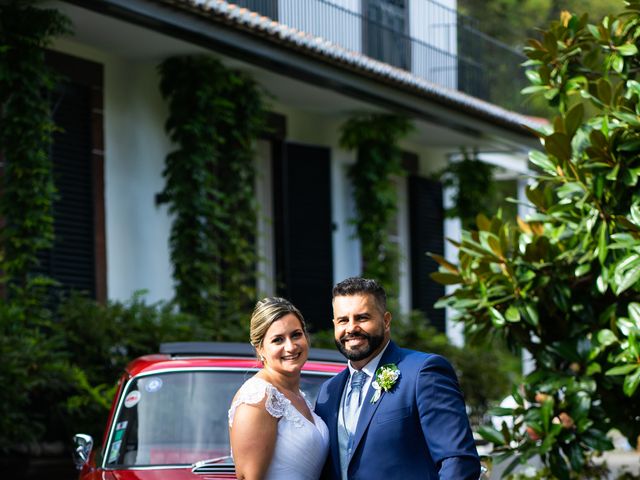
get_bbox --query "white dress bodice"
[228,377,329,480]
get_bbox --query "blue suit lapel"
[349,341,402,460]
[327,368,350,475]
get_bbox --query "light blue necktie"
[344,370,367,437]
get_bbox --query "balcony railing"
[233,0,529,114]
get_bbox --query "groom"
[315,277,480,479]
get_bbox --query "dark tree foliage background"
[458,0,624,48]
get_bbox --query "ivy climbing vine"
[438,149,498,230]
[339,114,412,297]
[158,55,267,337]
[0,0,73,450]
[0,0,69,300]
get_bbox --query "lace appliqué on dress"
[228,377,306,428]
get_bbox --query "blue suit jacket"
[315,341,480,479]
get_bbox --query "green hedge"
[0,292,207,452]
[1,292,516,453]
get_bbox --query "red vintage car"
[73,342,345,479]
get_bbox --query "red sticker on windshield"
[124,390,141,408]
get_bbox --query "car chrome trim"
[73,433,94,469]
[103,464,198,470]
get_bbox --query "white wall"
[52,39,175,304]
[255,140,276,297]
[50,36,470,322]
[394,176,411,314]
[331,149,362,285]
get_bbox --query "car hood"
[104,468,235,480]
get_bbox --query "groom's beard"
[335,330,384,362]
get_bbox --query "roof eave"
[63,0,543,148]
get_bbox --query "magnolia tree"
[432,3,640,478]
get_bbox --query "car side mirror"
[73,433,93,469]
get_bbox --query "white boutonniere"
[370,363,400,403]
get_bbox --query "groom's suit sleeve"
[416,354,481,480]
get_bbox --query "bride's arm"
[230,401,278,480]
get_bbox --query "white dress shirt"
[338,340,390,480]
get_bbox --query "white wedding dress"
[228,377,329,480]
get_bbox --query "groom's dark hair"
[332,277,387,313]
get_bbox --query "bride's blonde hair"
[250,297,308,350]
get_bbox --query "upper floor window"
[364,0,410,70]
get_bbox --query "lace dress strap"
[228,377,290,427]
[300,390,313,410]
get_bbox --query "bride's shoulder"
[228,376,289,426]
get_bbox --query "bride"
[228,297,329,480]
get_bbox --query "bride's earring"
[259,354,265,363]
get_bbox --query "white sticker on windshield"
[107,440,121,463]
[124,390,141,408]
[145,377,163,393]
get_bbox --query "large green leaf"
[605,364,637,376]
[618,43,639,56]
[581,429,613,451]
[598,222,609,265]
[545,132,572,161]
[477,425,506,445]
[597,78,612,105]
[541,397,554,432]
[614,253,640,294]
[597,329,618,347]
[505,305,521,323]
[568,442,585,471]
[564,103,584,137]
[612,53,624,73]
[529,150,556,173]
[623,367,640,396]
[430,272,462,285]
[614,111,640,127]
[629,303,640,324]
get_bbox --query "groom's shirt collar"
[347,340,391,381]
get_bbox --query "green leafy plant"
[339,114,412,296]
[0,0,70,300]
[431,3,640,478]
[0,300,70,452]
[438,149,499,230]
[55,291,206,439]
[0,0,71,453]
[0,289,208,451]
[157,55,267,334]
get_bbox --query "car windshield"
[104,369,332,468]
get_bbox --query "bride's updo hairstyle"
[250,297,309,350]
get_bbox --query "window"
[409,176,445,332]
[273,143,334,331]
[363,0,411,70]
[35,51,105,301]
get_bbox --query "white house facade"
[42,0,539,337]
